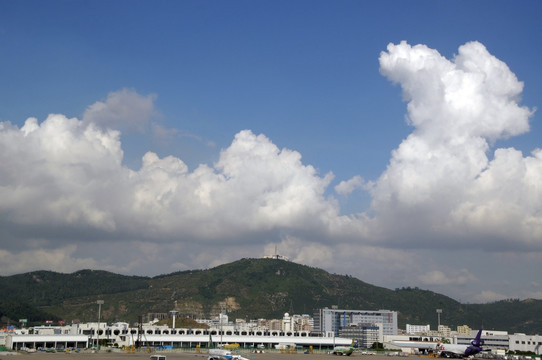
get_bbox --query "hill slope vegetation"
[0,258,540,334]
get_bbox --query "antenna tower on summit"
[263,245,290,261]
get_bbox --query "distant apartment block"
[438,325,451,337]
[456,325,472,335]
[339,324,382,348]
[268,319,282,331]
[313,307,398,336]
[406,324,430,334]
[292,314,313,332]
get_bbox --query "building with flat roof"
[313,308,398,336]
[3,321,352,351]
[339,324,382,348]
[456,330,509,352]
[406,324,430,334]
[509,333,542,355]
[438,325,451,337]
[6,334,89,350]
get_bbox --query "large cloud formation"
[0,41,540,302]
[371,41,539,251]
[0,117,340,243]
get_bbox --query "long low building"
[126,334,352,350]
[509,333,542,354]
[5,330,352,351]
[7,334,89,350]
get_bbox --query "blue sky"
[1,0,542,307]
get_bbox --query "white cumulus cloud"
[370,41,539,252]
[83,88,156,133]
[335,175,364,195]
[1,41,541,303]
[0,111,351,257]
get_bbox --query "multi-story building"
[438,325,451,337]
[406,324,430,334]
[456,325,471,335]
[339,324,382,348]
[293,314,312,332]
[268,319,282,331]
[456,330,509,352]
[313,307,398,336]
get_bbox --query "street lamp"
[170,310,179,329]
[97,300,104,349]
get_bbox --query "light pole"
[170,310,178,329]
[97,300,104,349]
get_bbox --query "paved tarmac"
[0,350,417,360]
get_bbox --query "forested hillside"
[0,259,540,334]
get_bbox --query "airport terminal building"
[4,322,353,351]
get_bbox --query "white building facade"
[5,321,352,351]
[509,333,542,355]
[406,324,430,334]
[313,308,398,336]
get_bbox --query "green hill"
[0,258,540,334]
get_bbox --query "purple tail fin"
[471,329,484,347]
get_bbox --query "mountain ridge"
[0,258,540,334]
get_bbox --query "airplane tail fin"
[471,329,484,347]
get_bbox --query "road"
[0,350,419,360]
